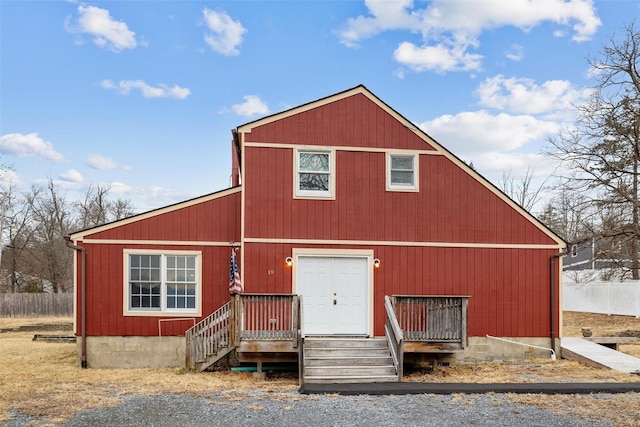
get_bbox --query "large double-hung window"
[125,250,201,316]
[295,149,335,199]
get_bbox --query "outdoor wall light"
[373,258,381,268]
[285,256,293,267]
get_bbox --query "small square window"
[295,149,335,198]
[387,153,418,191]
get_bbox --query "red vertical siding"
[243,151,556,246]
[242,243,559,338]
[76,190,241,337]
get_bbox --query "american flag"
[229,249,242,294]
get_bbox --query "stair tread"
[302,337,398,383]
[305,376,399,380]
[305,356,392,359]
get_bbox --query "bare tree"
[0,177,136,293]
[25,180,74,293]
[538,188,591,242]
[75,184,135,230]
[0,183,36,292]
[548,23,640,279]
[498,167,549,212]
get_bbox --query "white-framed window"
[386,153,418,191]
[294,149,335,199]
[124,250,202,316]
[571,244,578,257]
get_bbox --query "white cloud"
[231,95,270,117]
[101,80,190,99]
[475,75,587,115]
[338,0,601,73]
[66,5,137,52]
[0,168,22,189]
[421,110,560,154]
[338,0,420,48]
[202,8,247,56]
[33,177,84,191]
[0,133,64,161]
[86,154,131,170]
[420,110,562,212]
[393,41,483,73]
[505,44,524,61]
[107,181,134,195]
[59,169,84,183]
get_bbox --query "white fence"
[563,279,640,318]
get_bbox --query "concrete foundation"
[78,335,559,369]
[77,336,186,368]
[406,337,559,366]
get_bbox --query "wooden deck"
[187,293,470,383]
[561,337,640,374]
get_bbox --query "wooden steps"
[302,337,399,384]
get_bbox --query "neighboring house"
[564,235,639,273]
[68,85,566,372]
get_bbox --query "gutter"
[65,236,87,368]
[550,248,568,351]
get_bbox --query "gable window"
[295,149,335,198]
[124,250,201,316]
[387,153,418,191]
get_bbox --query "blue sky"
[1,0,639,213]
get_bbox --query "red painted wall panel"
[76,191,241,337]
[243,148,555,245]
[84,191,241,242]
[77,244,236,336]
[241,243,559,338]
[246,94,436,151]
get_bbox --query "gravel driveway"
[8,389,610,427]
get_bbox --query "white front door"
[296,256,369,336]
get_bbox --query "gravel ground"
[7,389,610,427]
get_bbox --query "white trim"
[240,131,247,287]
[292,248,374,337]
[244,141,443,155]
[386,152,419,192]
[245,237,563,250]
[293,248,375,257]
[80,239,239,247]
[69,187,241,240]
[123,249,202,317]
[294,148,336,199]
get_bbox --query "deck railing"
[185,301,232,370]
[391,295,469,344]
[186,294,302,371]
[384,296,404,379]
[237,294,300,345]
[385,295,469,380]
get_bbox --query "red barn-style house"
[68,86,566,382]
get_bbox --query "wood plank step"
[302,337,399,384]
[304,375,399,384]
[305,348,390,358]
[304,366,397,376]
[304,356,393,366]
[304,338,388,349]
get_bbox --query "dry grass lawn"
[1,314,639,426]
